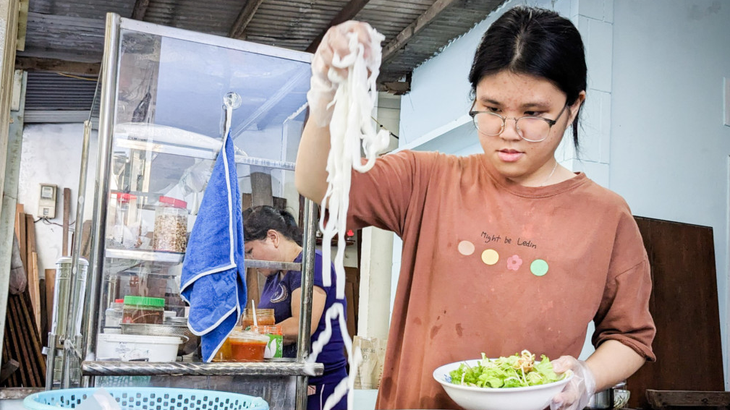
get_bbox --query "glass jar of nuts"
[152,196,188,253]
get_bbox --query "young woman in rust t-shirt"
[296,6,655,410]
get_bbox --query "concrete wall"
[610,0,730,386]
[17,123,98,276]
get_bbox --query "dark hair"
[469,6,587,150]
[243,205,303,246]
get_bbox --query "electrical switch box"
[38,184,57,219]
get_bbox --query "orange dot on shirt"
[481,249,499,265]
[458,241,475,256]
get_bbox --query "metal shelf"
[82,360,323,377]
[115,138,295,170]
[105,248,184,264]
[245,260,301,271]
[105,249,302,272]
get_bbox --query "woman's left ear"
[569,91,587,122]
[267,229,279,247]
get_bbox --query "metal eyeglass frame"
[468,103,569,143]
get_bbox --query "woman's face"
[474,71,584,186]
[244,231,282,277]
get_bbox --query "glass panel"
[96,24,310,360]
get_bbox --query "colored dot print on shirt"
[458,240,475,256]
[506,255,522,271]
[530,259,549,276]
[481,249,499,265]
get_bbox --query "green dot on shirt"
[530,259,549,276]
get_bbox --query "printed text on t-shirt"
[481,232,538,249]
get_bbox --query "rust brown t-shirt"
[347,150,656,410]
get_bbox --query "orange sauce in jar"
[229,339,267,362]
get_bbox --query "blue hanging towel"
[181,132,246,363]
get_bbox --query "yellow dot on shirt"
[458,240,475,256]
[481,249,499,265]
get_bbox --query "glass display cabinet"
[55,13,322,410]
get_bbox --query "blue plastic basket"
[23,387,269,410]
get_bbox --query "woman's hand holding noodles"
[307,21,377,127]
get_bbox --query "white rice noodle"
[308,26,389,410]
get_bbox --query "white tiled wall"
[565,0,615,189]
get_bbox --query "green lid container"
[123,296,165,308]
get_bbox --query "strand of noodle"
[308,26,388,410]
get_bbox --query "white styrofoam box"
[97,333,181,362]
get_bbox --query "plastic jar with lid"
[227,330,269,362]
[241,308,275,330]
[122,296,165,324]
[104,298,125,331]
[152,196,188,253]
[109,193,141,248]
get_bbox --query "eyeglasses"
[469,103,569,143]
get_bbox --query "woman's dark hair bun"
[243,205,303,246]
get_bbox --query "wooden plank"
[7,297,30,387]
[17,208,26,272]
[229,0,266,39]
[646,389,730,408]
[0,357,19,385]
[39,278,46,348]
[18,291,45,386]
[131,0,150,20]
[0,387,44,399]
[15,57,100,76]
[80,220,92,259]
[45,269,55,336]
[62,187,71,256]
[250,172,273,207]
[382,0,462,62]
[628,217,724,408]
[29,252,41,335]
[16,0,29,51]
[14,203,22,246]
[305,0,373,53]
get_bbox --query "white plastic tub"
[97,333,181,362]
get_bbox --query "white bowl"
[433,359,573,410]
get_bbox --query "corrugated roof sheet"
[142,0,242,37]
[30,0,134,19]
[19,0,507,114]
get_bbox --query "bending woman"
[243,205,347,410]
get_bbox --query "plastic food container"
[259,325,283,359]
[96,333,181,361]
[153,196,188,253]
[241,308,275,330]
[228,330,269,362]
[104,298,125,332]
[122,296,165,324]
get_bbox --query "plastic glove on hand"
[307,21,376,126]
[550,356,596,410]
